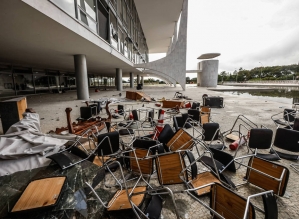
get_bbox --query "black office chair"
[247,128,279,161]
[270,127,299,160]
[157,124,175,152]
[202,123,226,150]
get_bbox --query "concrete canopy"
[197,53,221,59]
[134,0,184,53]
[0,0,183,77]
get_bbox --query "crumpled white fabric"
[0,112,76,176]
[5,112,41,134]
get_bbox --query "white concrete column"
[141,76,144,85]
[74,54,89,100]
[116,68,123,91]
[137,75,140,84]
[130,72,134,88]
[198,60,219,87]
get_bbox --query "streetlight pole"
[259,62,263,82]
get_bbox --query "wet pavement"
[0,84,298,218]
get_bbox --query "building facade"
[0,0,185,99]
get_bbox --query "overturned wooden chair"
[186,182,278,219]
[155,150,221,197]
[166,128,195,151]
[209,183,277,219]
[239,156,289,197]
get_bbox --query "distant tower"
[197,53,220,87]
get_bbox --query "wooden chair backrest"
[200,106,211,124]
[155,152,186,185]
[210,183,255,219]
[129,149,153,175]
[200,106,211,114]
[166,129,194,151]
[245,156,289,196]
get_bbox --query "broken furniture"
[162,100,185,108]
[54,100,112,135]
[125,91,152,102]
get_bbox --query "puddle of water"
[218,88,299,104]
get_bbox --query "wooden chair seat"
[190,172,220,196]
[93,156,115,166]
[225,133,239,141]
[11,177,66,213]
[245,156,289,196]
[166,129,194,151]
[107,187,146,211]
[155,153,186,185]
[129,149,153,175]
[210,183,255,219]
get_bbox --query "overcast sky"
[150,0,299,78]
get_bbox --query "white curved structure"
[135,0,188,90]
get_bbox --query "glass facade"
[49,0,148,63]
[0,68,119,98]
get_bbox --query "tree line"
[218,64,299,82]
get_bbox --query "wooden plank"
[107,187,146,211]
[191,172,220,196]
[162,100,184,108]
[126,91,137,100]
[136,92,151,102]
[11,177,66,212]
